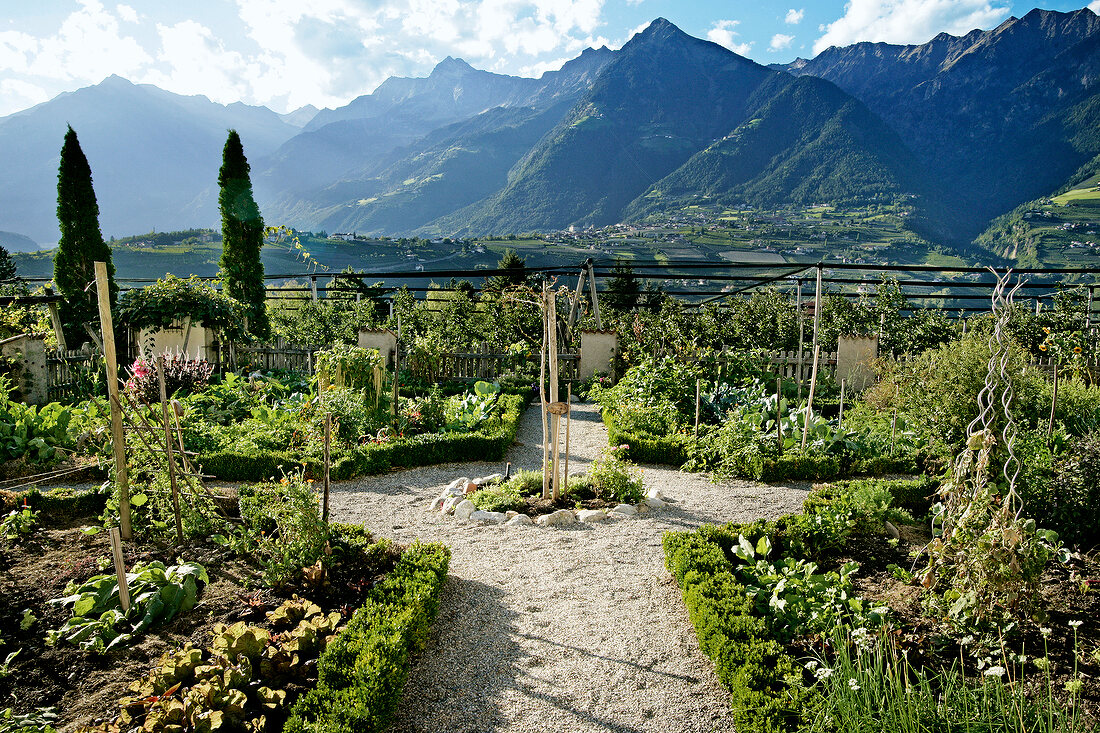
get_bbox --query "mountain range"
[2,8,1100,255]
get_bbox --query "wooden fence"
[402,343,580,383]
[45,348,98,402]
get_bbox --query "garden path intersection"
[330,401,808,733]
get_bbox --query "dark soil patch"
[0,513,394,731]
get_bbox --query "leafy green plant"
[46,560,208,652]
[238,470,329,587]
[117,274,248,343]
[0,707,57,733]
[0,379,76,463]
[0,505,38,540]
[124,352,214,404]
[444,380,501,432]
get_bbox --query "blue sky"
[0,0,1096,117]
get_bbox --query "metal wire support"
[963,268,1023,517]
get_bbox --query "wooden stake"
[563,384,572,493]
[109,527,130,613]
[322,413,332,523]
[567,268,586,339]
[549,290,561,501]
[838,378,847,429]
[891,408,898,456]
[155,356,183,544]
[586,261,602,331]
[96,261,131,540]
[1048,365,1059,440]
[694,378,702,444]
[776,376,783,454]
[796,279,804,400]
[44,286,66,351]
[539,288,550,500]
[310,276,318,302]
[801,344,821,451]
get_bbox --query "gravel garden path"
[329,403,809,733]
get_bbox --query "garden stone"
[470,510,507,524]
[464,481,479,496]
[453,499,476,520]
[577,509,607,523]
[447,477,470,491]
[506,514,534,526]
[646,488,664,501]
[430,495,447,512]
[645,497,665,508]
[478,473,504,485]
[442,496,462,514]
[505,511,519,519]
[611,504,637,517]
[536,509,576,527]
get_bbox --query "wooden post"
[838,378,847,429]
[109,527,130,613]
[776,376,783,454]
[586,261,602,331]
[1048,365,1059,440]
[1086,286,1094,331]
[44,286,67,351]
[155,356,183,544]
[310,276,318,302]
[96,261,131,540]
[694,378,702,444]
[563,383,572,492]
[322,413,332,523]
[890,408,898,456]
[549,290,561,501]
[567,268,586,339]
[539,288,550,500]
[801,344,821,451]
[796,279,804,400]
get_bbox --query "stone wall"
[0,333,48,405]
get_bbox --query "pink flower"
[132,359,151,378]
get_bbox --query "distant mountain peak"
[431,56,475,76]
[634,17,687,43]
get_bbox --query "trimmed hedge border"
[602,408,692,466]
[284,541,451,733]
[0,486,107,519]
[664,476,934,731]
[663,525,807,733]
[602,406,923,481]
[201,394,526,482]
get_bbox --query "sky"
[1,0,1097,117]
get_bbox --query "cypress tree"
[218,130,268,338]
[488,249,528,290]
[0,245,16,281]
[54,125,116,345]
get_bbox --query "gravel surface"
[329,402,809,733]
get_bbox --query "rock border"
[427,475,666,528]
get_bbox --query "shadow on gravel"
[513,632,700,684]
[389,577,520,733]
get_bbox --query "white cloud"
[785,8,804,24]
[814,0,1010,55]
[1090,0,1100,13]
[0,79,50,114]
[0,0,616,115]
[707,19,752,55]
[770,33,795,51]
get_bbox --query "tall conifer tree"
[218,130,268,338]
[54,125,116,345]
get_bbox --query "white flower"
[1069,620,1084,629]
[1040,627,1052,637]
[847,678,860,691]
[983,666,1006,677]
[815,667,833,680]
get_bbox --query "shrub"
[1048,433,1100,548]
[284,542,450,733]
[589,446,645,504]
[469,482,524,513]
[124,352,214,404]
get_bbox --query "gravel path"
[329,402,809,733]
